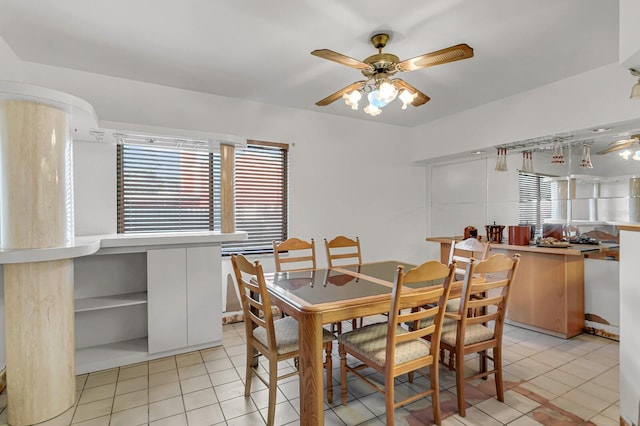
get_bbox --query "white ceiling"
[0,0,620,127]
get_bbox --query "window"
[117,144,217,233]
[518,171,552,235]
[117,140,288,254]
[223,142,288,255]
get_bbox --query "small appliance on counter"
[464,226,478,240]
[485,222,505,243]
[508,225,531,246]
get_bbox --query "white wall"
[411,63,640,162]
[620,228,640,425]
[425,153,522,258]
[620,0,640,68]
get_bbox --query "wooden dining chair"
[324,235,362,268]
[444,238,491,318]
[272,237,317,272]
[448,238,491,279]
[324,235,363,331]
[231,254,336,426]
[338,260,456,426]
[439,253,520,417]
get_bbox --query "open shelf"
[76,337,148,375]
[75,337,223,375]
[75,292,147,312]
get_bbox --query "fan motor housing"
[362,53,400,77]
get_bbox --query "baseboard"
[222,306,282,325]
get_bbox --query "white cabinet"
[147,248,188,353]
[186,246,222,346]
[147,246,221,354]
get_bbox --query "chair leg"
[385,379,395,426]
[431,363,442,426]
[455,347,466,417]
[447,350,455,370]
[494,345,504,402]
[479,349,488,379]
[325,341,333,404]
[338,343,348,405]
[244,348,254,397]
[332,322,342,334]
[267,357,278,426]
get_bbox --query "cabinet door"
[186,246,222,346]
[148,248,187,353]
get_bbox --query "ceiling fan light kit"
[596,134,640,160]
[311,33,473,116]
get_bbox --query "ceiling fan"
[596,134,640,156]
[311,33,474,116]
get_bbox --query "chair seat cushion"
[440,323,494,347]
[445,298,460,312]
[253,316,334,355]
[338,323,431,367]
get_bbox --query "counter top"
[619,225,640,232]
[0,231,248,264]
[426,236,617,256]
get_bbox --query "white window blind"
[518,171,552,235]
[117,140,288,255]
[117,144,218,233]
[222,142,288,255]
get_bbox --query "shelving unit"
[69,232,247,374]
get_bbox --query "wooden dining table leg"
[298,310,324,426]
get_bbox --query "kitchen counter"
[425,236,617,256]
[426,236,604,338]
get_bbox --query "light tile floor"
[0,318,619,426]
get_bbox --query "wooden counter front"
[426,237,589,338]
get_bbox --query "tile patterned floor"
[0,319,619,425]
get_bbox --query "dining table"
[261,260,422,425]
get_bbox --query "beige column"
[0,99,76,425]
[220,143,235,233]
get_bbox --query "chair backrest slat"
[273,237,317,272]
[448,239,491,276]
[324,236,362,268]
[467,295,504,310]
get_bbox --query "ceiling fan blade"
[311,49,372,70]
[596,138,637,155]
[392,79,430,106]
[397,43,474,72]
[315,81,366,106]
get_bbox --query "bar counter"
[426,237,617,338]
